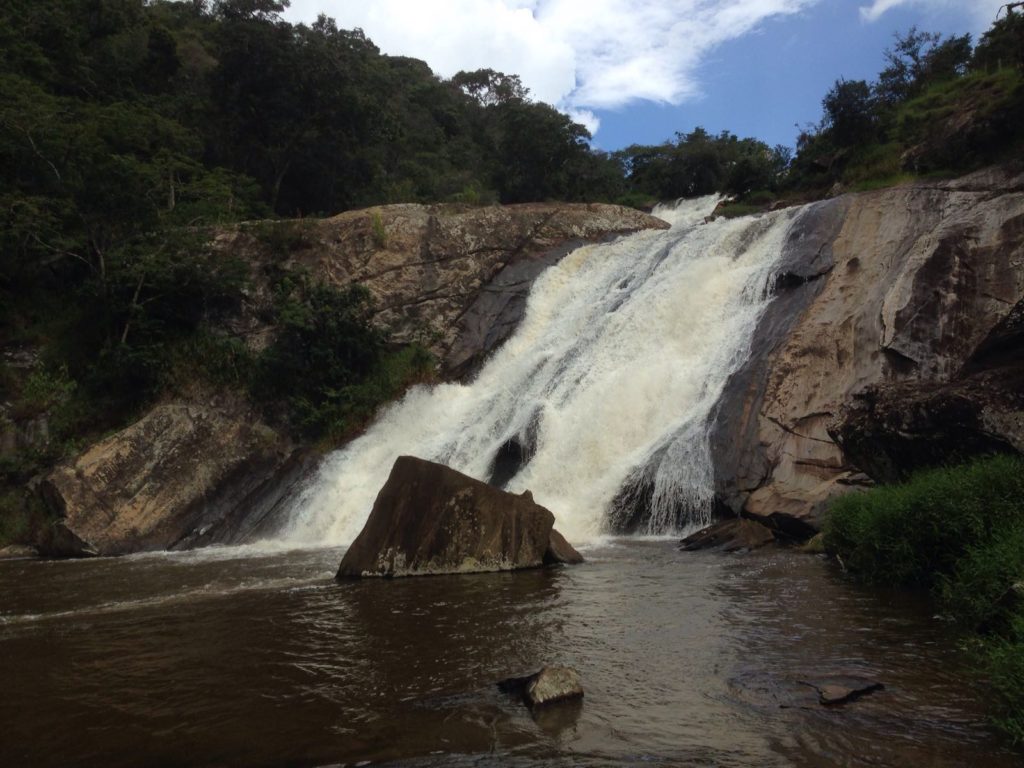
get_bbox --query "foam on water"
[279,197,801,546]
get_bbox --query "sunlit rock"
[498,666,584,708]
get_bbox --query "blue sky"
[282,1,1002,150]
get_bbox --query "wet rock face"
[219,203,669,377]
[679,518,775,553]
[337,456,581,578]
[38,403,300,557]
[713,167,1024,530]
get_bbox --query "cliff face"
[37,203,667,557]
[218,202,668,376]
[712,167,1024,532]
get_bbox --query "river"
[1,541,1018,767]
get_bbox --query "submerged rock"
[336,456,581,578]
[498,666,584,708]
[679,518,775,553]
[804,681,885,706]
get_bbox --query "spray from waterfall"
[279,196,802,547]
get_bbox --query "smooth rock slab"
[337,456,581,578]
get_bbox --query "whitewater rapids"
[280,196,803,546]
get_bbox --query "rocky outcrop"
[830,364,1024,485]
[679,518,776,553]
[337,456,580,577]
[499,667,585,708]
[713,166,1024,531]
[26,204,662,557]
[219,203,668,376]
[38,402,302,557]
[544,528,585,565]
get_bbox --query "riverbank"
[824,454,1024,741]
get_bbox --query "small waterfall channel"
[281,196,804,547]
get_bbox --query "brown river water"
[1,540,1020,767]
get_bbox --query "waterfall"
[279,196,802,547]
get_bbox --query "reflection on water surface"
[0,541,1019,767]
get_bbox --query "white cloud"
[283,0,819,118]
[859,0,1004,29]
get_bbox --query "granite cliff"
[35,203,667,557]
[710,166,1024,534]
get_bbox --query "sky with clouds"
[282,0,1005,148]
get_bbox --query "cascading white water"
[279,196,803,547]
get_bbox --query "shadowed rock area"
[679,518,776,553]
[337,456,582,578]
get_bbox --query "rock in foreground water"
[679,518,775,553]
[498,666,585,708]
[337,456,582,578]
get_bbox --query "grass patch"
[824,454,1024,741]
[715,203,765,219]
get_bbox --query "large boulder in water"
[336,456,582,578]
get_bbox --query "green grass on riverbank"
[823,454,1024,741]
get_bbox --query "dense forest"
[1,0,1023,539]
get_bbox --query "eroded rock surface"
[219,203,668,375]
[713,166,1024,530]
[38,403,299,557]
[337,456,580,578]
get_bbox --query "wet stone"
[499,666,584,709]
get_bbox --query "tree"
[876,28,972,105]
[822,78,877,147]
[451,69,529,106]
[973,7,1024,71]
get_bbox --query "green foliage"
[0,489,32,547]
[616,128,790,202]
[787,19,1024,194]
[255,275,435,441]
[824,455,1024,587]
[973,9,1024,72]
[13,367,76,420]
[370,212,388,249]
[250,220,315,259]
[987,620,1024,743]
[824,455,1024,740]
